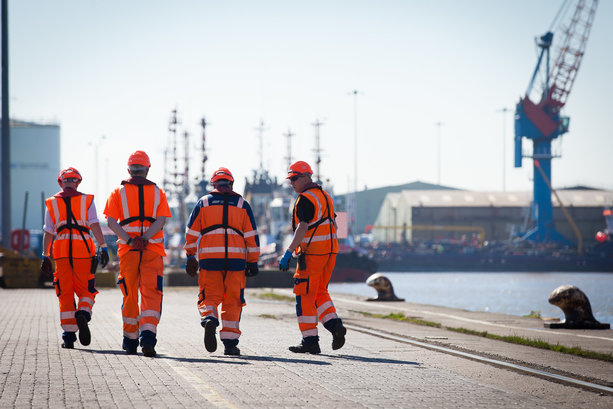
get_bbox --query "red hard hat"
[127,150,151,168]
[57,167,82,187]
[286,161,313,179]
[210,167,234,184]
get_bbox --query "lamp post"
[90,135,106,199]
[349,89,360,238]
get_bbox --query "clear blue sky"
[10,0,613,201]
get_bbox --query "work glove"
[245,262,259,277]
[278,250,292,272]
[100,247,110,268]
[40,257,52,276]
[185,255,199,277]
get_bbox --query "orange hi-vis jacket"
[46,194,96,259]
[185,191,260,271]
[104,179,171,258]
[292,185,339,256]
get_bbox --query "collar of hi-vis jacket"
[299,182,321,193]
[53,187,83,198]
[121,176,156,185]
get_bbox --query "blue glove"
[100,247,110,268]
[278,250,292,272]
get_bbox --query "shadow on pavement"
[328,354,420,365]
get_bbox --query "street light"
[497,107,510,192]
[435,121,444,186]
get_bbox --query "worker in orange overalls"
[184,167,260,356]
[279,161,346,354]
[41,167,109,349]
[104,151,171,357]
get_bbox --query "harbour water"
[329,272,613,326]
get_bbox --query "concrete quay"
[0,286,611,408]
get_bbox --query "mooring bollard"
[365,273,404,301]
[544,285,610,329]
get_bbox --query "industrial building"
[1,120,60,237]
[372,188,612,247]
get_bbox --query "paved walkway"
[0,286,611,408]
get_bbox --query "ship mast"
[283,127,294,171]
[197,117,208,195]
[312,119,324,184]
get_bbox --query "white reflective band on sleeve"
[119,187,130,220]
[221,320,240,329]
[317,301,334,314]
[237,197,244,208]
[123,316,139,325]
[141,309,161,319]
[186,228,200,237]
[320,312,338,324]
[140,323,157,333]
[152,186,160,218]
[219,331,240,340]
[60,311,76,320]
[62,324,78,332]
[247,247,260,253]
[123,330,139,339]
[244,230,257,238]
[184,243,198,249]
[297,315,318,324]
[301,329,318,337]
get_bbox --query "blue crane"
[514,0,598,244]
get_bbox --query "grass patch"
[257,292,294,302]
[352,309,613,362]
[258,314,277,319]
[352,310,441,328]
[523,310,542,319]
[446,326,613,362]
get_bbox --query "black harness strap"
[223,194,229,272]
[118,185,157,228]
[59,197,91,267]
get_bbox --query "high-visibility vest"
[46,194,95,259]
[292,186,338,256]
[105,183,169,257]
[185,192,260,271]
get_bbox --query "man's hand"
[100,247,110,268]
[185,255,199,277]
[245,262,259,277]
[278,250,293,272]
[40,257,52,276]
[130,236,149,250]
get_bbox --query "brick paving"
[1,287,611,408]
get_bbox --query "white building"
[1,120,60,236]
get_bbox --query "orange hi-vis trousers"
[117,249,164,340]
[197,269,246,342]
[293,253,339,339]
[54,258,97,333]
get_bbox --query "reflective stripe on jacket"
[292,186,338,256]
[46,194,95,259]
[104,183,170,257]
[184,192,260,271]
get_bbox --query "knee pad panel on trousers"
[88,278,97,294]
[157,275,164,293]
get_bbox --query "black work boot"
[289,336,321,354]
[202,319,218,352]
[223,340,240,356]
[140,330,157,357]
[326,319,347,351]
[75,310,91,346]
[61,331,76,349]
[122,337,138,355]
